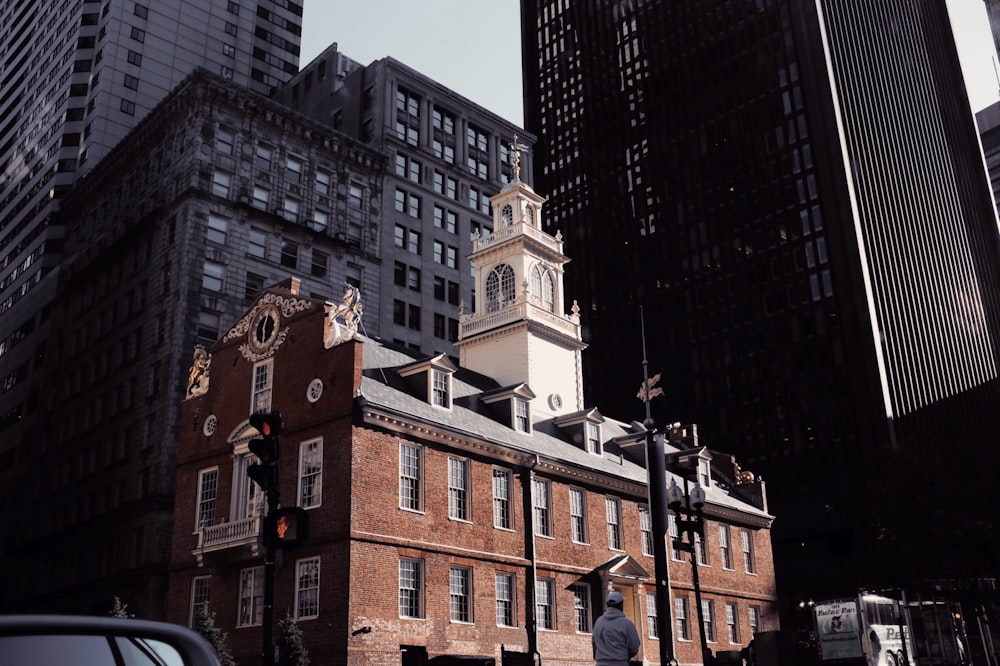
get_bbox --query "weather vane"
[509,133,529,182]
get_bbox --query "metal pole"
[640,308,676,665]
[261,486,277,666]
[685,476,710,666]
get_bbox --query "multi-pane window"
[248,227,267,259]
[569,487,587,543]
[396,154,421,183]
[646,592,659,639]
[283,197,300,221]
[639,505,654,556]
[496,572,515,626]
[606,496,623,550]
[399,442,423,511]
[493,468,512,530]
[238,567,264,626]
[467,125,489,179]
[669,514,682,560]
[298,438,322,508]
[514,398,530,432]
[202,260,224,292]
[726,602,739,643]
[253,185,270,210]
[446,245,457,269]
[196,468,218,528]
[295,557,320,619]
[536,579,554,630]
[252,359,272,414]
[469,186,490,214]
[311,249,328,278]
[399,559,424,618]
[695,531,708,565]
[255,145,273,171]
[449,567,472,623]
[396,88,420,146]
[749,606,761,635]
[286,157,303,184]
[212,170,231,197]
[719,525,733,570]
[432,369,450,407]
[315,169,331,195]
[207,214,228,244]
[572,583,591,633]
[434,206,458,233]
[448,457,470,521]
[432,106,456,163]
[741,529,756,573]
[676,596,690,641]
[280,239,298,268]
[585,421,601,454]
[533,478,552,537]
[215,128,234,155]
[703,599,716,642]
[189,576,210,627]
[486,264,516,312]
[395,224,421,254]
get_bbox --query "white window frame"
[703,598,716,642]
[298,437,323,509]
[535,578,555,630]
[251,359,273,414]
[493,468,513,530]
[646,592,659,639]
[572,583,591,633]
[399,558,424,618]
[669,513,682,560]
[749,605,761,635]
[448,457,470,522]
[719,525,733,570]
[432,368,451,408]
[295,557,320,620]
[639,504,653,556]
[514,397,531,433]
[585,421,602,454]
[232,450,264,521]
[532,478,552,537]
[676,596,690,641]
[399,442,424,512]
[195,467,218,530]
[189,576,210,627]
[449,566,473,623]
[741,528,756,574]
[569,487,588,544]
[237,566,264,627]
[496,571,516,627]
[606,496,623,551]
[726,601,739,644]
[207,213,228,244]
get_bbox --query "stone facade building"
[166,174,776,666]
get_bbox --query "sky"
[300,0,999,129]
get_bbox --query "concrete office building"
[277,47,533,355]
[0,0,303,535]
[521,0,1000,606]
[0,68,383,617]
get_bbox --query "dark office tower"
[0,0,302,507]
[523,0,1000,602]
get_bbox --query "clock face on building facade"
[249,304,281,353]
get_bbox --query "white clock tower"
[455,151,587,419]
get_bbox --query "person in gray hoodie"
[592,590,642,666]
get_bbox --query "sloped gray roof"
[358,337,772,526]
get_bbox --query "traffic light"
[273,506,309,548]
[247,411,282,491]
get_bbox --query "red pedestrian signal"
[273,507,309,548]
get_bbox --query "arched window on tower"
[530,264,555,312]
[486,264,516,312]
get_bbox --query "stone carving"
[325,283,364,348]
[187,345,211,398]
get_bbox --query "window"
[286,157,302,184]
[393,300,406,326]
[639,505,654,556]
[248,228,267,259]
[741,529,756,573]
[703,599,716,642]
[395,225,421,255]
[298,438,322,509]
[238,567,264,626]
[311,249,328,278]
[536,578,554,630]
[295,557,320,619]
[408,304,421,330]
[245,272,265,302]
[255,145,273,171]
[533,478,551,537]
[127,49,142,66]
[726,602,739,643]
[396,88,420,146]
[434,313,446,339]
[669,514,682,560]
[197,310,220,341]
[467,126,490,179]
[196,468,218,528]
[311,210,329,232]
[719,525,733,570]
[399,559,424,618]
[253,185,270,210]
[695,531,708,565]
[315,169,331,195]
[135,4,149,19]
[486,264,516,311]
[280,239,298,269]
[585,422,601,454]
[749,606,761,635]
[446,245,457,269]
[207,214,227,244]
[399,442,423,511]
[202,260,224,292]
[124,74,139,90]
[496,572,515,626]
[493,468,512,530]
[432,106,456,163]
[434,206,458,233]
[448,457,470,521]
[646,593,659,639]
[283,198,300,222]
[189,577,210,627]
[395,189,421,218]
[252,359,272,414]
[676,596,690,641]
[606,496,623,550]
[349,183,363,207]
[215,128,234,154]
[572,583,591,632]
[449,567,472,623]
[397,154,421,182]
[212,170,231,198]
[569,487,587,543]
[432,369,450,407]
[514,398,530,433]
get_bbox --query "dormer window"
[698,458,711,487]
[554,408,606,454]
[585,421,602,454]
[514,398,531,433]
[481,383,536,433]
[397,354,457,409]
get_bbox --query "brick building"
[167,174,777,666]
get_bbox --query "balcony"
[472,222,563,256]
[459,294,581,341]
[193,515,262,565]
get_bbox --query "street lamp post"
[667,474,710,666]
